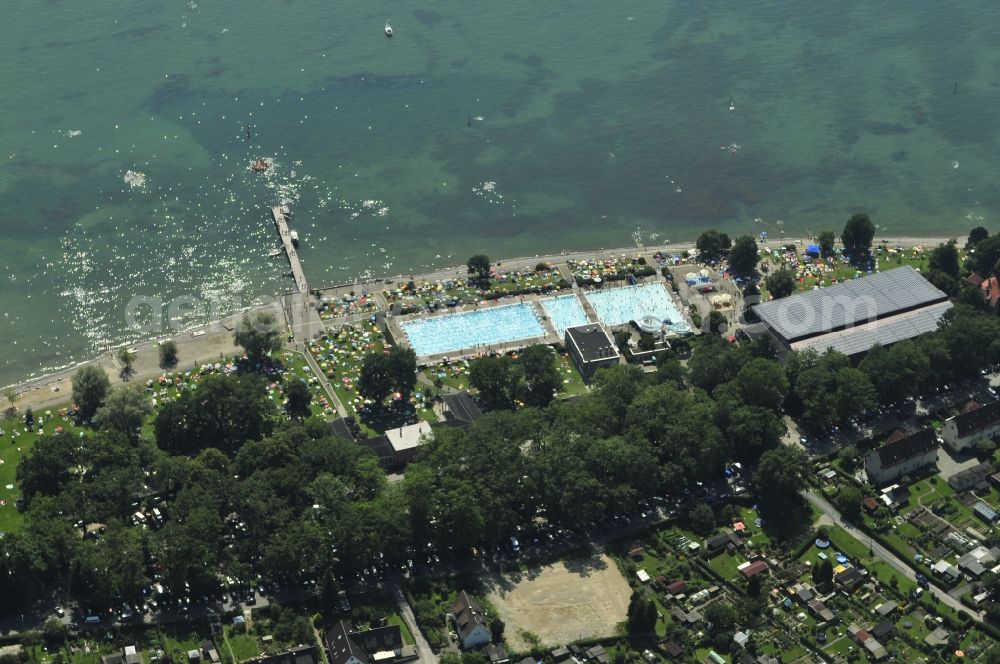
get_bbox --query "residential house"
[665,580,687,596]
[834,567,865,592]
[584,645,610,664]
[982,275,1000,312]
[931,559,962,585]
[451,591,493,650]
[738,560,769,579]
[942,400,1000,453]
[550,647,570,662]
[564,324,620,382]
[870,622,894,640]
[948,461,994,492]
[704,531,742,557]
[101,655,124,664]
[864,428,938,485]
[733,631,750,649]
[245,645,319,664]
[660,642,683,659]
[326,620,405,664]
[878,484,910,511]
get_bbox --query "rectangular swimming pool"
[401,303,546,357]
[584,282,686,329]
[540,295,589,336]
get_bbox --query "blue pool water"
[585,283,686,329]
[402,303,546,357]
[541,295,589,336]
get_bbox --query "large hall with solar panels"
[749,266,952,359]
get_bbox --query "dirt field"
[486,554,631,650]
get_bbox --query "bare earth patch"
[486,554,631,650]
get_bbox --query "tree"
[491,618,505,642]
[284,378,313,420]
[929,239,960,278]
[72,365,111,421]
[467,254,491,281]
[728,235,759,277]
[926,269,959,297]
[708,310,728,335]
[833,485,863,522]
[765,268,796,299]
[42,618,69,645]
[387,346,418,401]
[754,446,811,510]
[154,374,273,455]
[626,592,657,634]
[734,358,788,410]
[859,341,928,405]
[841,213,875,261]
[967,226,989,249]
[833,367,876,422]
[696,230,732,259]
[746,574,761,598]
[24,407,33,430]
[2,387,18,416]
[818,230,836,257]
[159,340,178,369]
[812,558,834,585]
[703,602,737,635]
[975,438,997,459]
[94,385,152,441]
[358,353,393,407]
[518,345,561,408]
[972,233,1000,276]
[689,503,715,536]
[469,355,521,411]
[234,311,282,365]
[117,347,135,381]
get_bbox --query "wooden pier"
[271,206,308,293]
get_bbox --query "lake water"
[1,1,998,384]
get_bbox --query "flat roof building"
[752,266,951,358]
[385,421,433,466]
[564,324,619,382]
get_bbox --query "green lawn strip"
[224,627,261,663]
[386,615,414,646]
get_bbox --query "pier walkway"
[271,206,324,342]
[271,206,308,293]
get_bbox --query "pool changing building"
[752,266,951,359]
[565,324,620,382]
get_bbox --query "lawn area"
[160,625,214,663]
[555,352,588,397]
[0,404,86,532]
[223,626,261,664]
[386,614,414,646]
[279,349,337,418]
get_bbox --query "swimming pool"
[541,295,589,335]
[401,303,546,357]
[584,282,688,331]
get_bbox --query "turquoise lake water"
[1,1,999,383]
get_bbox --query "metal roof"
[755,266,948,343]
[791,300,952,356]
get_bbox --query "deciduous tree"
[765,268,796,299]
[72,365,111,421]
[841,213,875,261]
[728,235,760,277]
[234,311,282,365]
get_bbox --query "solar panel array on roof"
[793,301,952,356]
[754,266,947,343]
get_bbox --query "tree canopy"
[818,230,836,257]
[467,254,491,280]
[841,213,875,260]
[234,311,282,365]
[72,365,111,421]
[728,235,759,277]
[696,230,732,259]
[765,268,796,299]
[967,226,989,249]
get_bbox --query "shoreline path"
[5,234,952,412]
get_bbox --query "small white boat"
[269,247,284,257]
[290,230,300,246]
[385,22,393,38]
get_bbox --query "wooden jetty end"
[271,206,308,293]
